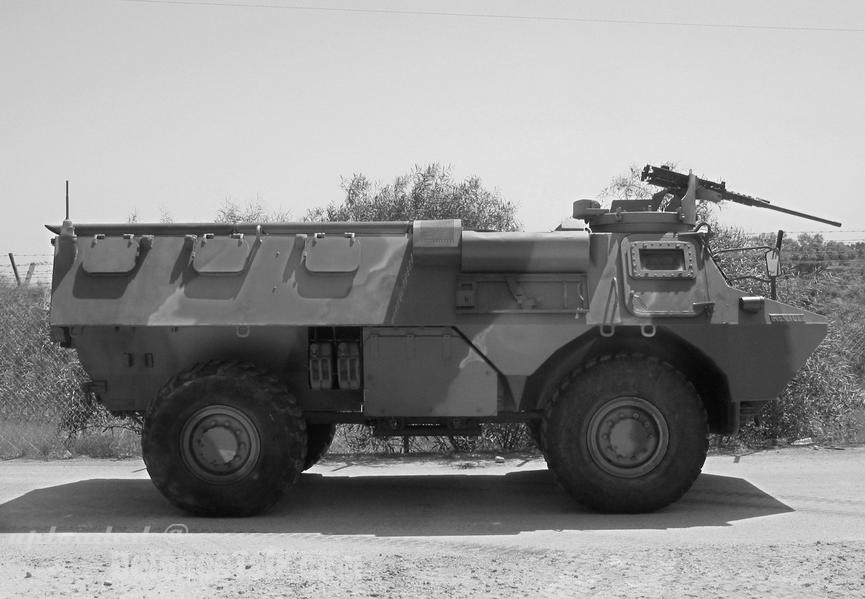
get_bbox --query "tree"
[598,164,661,203]
[309,163,524,454]
[215,194,291,224]
[306,163,520,232]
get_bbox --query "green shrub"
[711,227,865,446]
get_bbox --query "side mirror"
[765,249,781,278]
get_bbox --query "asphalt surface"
[1,446,864,597]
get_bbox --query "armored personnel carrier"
[47,166,839,516]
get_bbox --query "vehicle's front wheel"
[142,361,307,517]
[542,353,708,513]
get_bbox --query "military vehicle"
[47,166,840,516]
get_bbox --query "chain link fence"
[0,258,139,459]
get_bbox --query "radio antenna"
[65,180,70,220]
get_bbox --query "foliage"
[598,163,663,203]
[0,285,137,458]
[329,423,536,455]
[476,423,534,452]
[712,226,865,445]
[329,426,458,455]
[306,163,520,232]
[738,329,863,445]
[216,195,292,224]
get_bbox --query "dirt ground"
[2,446,865,598]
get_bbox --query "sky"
[2,0,864,270]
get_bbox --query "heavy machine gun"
[637,165,841,300]
[641,165,842,227]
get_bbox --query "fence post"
[24,263,36,286]
[8,253,20,286]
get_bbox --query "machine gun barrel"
[729,195,841,227]
[641,165,841,227]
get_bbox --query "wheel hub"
[586,396,669,478]
[180,405,261,483]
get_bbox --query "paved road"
[1,447,864,597]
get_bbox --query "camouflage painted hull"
[48,217,826,433]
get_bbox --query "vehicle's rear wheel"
[527,420,544,450]
[542,353,707,513]
[142,361,307,517]
[303,423,336,470]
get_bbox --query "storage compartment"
[461,231,590,273]
[363,327,497,417]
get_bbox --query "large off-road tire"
[542,353,708,513]
[303,423,336,471]
[142,361,307,517]
[527,421,544,451]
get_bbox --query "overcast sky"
[2,0,864,262]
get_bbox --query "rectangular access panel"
[81,235,143,275]
[621,235,709,317]
[362,327,497,417]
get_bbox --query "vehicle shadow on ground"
[0,468,792,536]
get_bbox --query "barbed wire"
[0,262,53,268]
[783,230,865,234]
[119,0,865,34]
